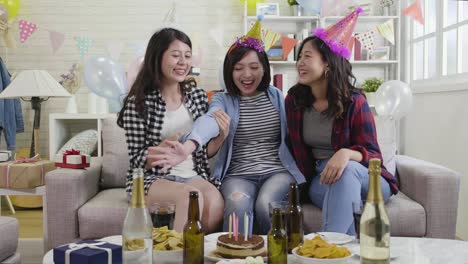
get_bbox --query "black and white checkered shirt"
[122,86,210,195]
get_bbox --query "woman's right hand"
[213,109,230,141]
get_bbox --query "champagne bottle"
[286,182,304,252]
[268,208,288,264]
[122,168,153,263]
[183,191,204,264]
[360,158,390,264]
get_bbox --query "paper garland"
[376,19,395,45]
[355,30,376,54]
[48,30,65,54]
[74,36,93,58]
[18,19,38,43]
[403,0,425,25]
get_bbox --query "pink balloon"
[126,55,144,90]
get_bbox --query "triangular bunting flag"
[18,20,38,43]
[355,30,376,54]
[280,36,298,60]
[48,30,65,54]
[74,36,93,58]
[162,1,177,26]
[402,0,424,25]
[262,28,281,52]
[376,19,395,45]
[106,41,125,61]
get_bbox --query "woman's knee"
[339,161,367,182]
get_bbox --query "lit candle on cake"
[249,211,254,239]
[244,212,248,241]
[229,213,232,238]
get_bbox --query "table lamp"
[0,70,71,158]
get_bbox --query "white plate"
[347,244,400,259]
[204,233,267,263]
[304,232,354,245]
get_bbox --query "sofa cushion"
[78,188,128,239]
[302,192,426,237]
[0,217,19,262]
[374,116,396,176]
[101,117,129,189]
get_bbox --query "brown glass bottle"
[183,191,204,264]
[286,182,304,252]
[268,208,287,264]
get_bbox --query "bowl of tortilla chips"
[152,226,183,264]
[292,235,352,264]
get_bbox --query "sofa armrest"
[396,155,461,239]
[45,157,103,250]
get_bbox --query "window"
[410,0,468,84]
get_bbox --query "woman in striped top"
[152,19,306,234]
[117,28,224,233]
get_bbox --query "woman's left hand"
[320,149,350,185]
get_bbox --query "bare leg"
[145,179,204,232]
[186,178,224,233]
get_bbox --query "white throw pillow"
[57,129,98,156]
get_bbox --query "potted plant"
[361,78,383,106]
[380,0,393,16]
[288,0,303,16]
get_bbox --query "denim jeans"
[309,159,391,235]
[220,171,295,235]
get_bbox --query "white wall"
[1,0,266,157]
[401,83,468,240]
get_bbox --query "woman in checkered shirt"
[117,28,225,233]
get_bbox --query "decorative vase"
[87,93,98,114]
[365,92,376,107]
[382,6,390,16]
[293,5,304,16]
[65,95,78,114]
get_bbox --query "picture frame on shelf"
[367,46,390,61]
[348,3,373,16]
[256,3,280,16]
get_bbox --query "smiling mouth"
[241,80,254,85]
[174,69,186,75]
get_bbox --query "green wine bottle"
[122,168,153,263]
[183,191,204,264]
[360,158,390,264]
[268,208,287,264]
[286,183,304,253]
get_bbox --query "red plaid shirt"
[285,92,399,194]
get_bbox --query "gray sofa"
[45,117,461,250]
[0,216,21,264]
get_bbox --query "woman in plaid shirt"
[117,28,224,233]
[285,36,399,235]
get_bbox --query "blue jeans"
[220,171,295,235]
[309,159,392,235]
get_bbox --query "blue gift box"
[53,240,122,264]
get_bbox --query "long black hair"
[288,36,360,118]
[117,28,195,127]
[223,45,271,96]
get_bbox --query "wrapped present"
[54,149,90,169]
[53,240,122,264]
[0,156,55,188]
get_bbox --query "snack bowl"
[153,248,183,264]
[292,247,353,264]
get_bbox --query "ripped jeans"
[220,171,295,235]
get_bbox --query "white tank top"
[160,104,197,178]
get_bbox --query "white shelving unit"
[244,2,402,86]
[49,113,113,158]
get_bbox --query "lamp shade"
[0,70,71,99]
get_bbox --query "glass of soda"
[352,200,364,241]
[150,202,175,229]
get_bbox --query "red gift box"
[54,149,90,169]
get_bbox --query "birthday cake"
[216,234,265,259]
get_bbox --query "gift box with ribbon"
[53,240,122,264]
[54,149,90,169]
[0,155,55,188]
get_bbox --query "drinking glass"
[150,202,175,229]
[352,200,364,241]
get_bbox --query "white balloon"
[374,80,413,120]
[218,64,226,91]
